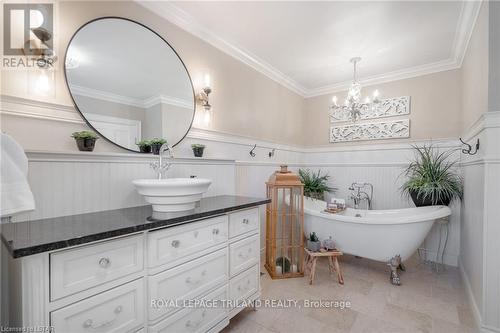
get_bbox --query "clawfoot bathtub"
[303,198,451,285]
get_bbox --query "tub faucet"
[348,182,373,210]
[150,143,174,179]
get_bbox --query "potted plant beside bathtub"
[298,169,335,200]
[401,145,463,207]
[307,232,321,252]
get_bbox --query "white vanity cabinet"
[6,207,262,333]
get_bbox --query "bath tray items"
[324,208,345,214]
[324,198,346,214]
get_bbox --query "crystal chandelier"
[330,57,381,122]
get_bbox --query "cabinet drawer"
[51,279,144,333]
[229,265,259,307]
[50,235,144,300]
[229,208,259,238]
[148,216,228,269]
[229,234,259,277]
[149,285,227,333]
[149,248,228,322]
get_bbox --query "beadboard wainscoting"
[459,111,500,333]
[17,152,236,222]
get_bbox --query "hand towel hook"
[459,138,479,155]
[249,144,257,157]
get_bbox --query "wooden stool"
[303,248,344,285]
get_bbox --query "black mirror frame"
[64,16,196,153]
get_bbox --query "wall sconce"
[196,74,212,111]
[29,68,55,96]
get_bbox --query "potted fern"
[298,169,335,200]
[401,145,463,206]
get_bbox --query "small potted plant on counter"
[191,144,206,157]
[136,140,152,153]
[298,168,335,200]
[401,145,463,206]
[307,232,321,252]
[71,131,99,152]
[150,138,167,155]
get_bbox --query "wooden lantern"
[265,165,304,279]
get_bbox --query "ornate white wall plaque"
[330,119,410,143]
[330,96,411,123]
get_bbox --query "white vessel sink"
[132,178,212,212]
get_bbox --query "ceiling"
[139,1,481,97]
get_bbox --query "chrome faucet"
[150,143,174,179]
[348,182,374,210]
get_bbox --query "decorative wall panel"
[330,119,410,143]
[330,96,410,123]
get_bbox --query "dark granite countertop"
[1,195,270,258]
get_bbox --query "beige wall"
[1,1,304,151]
[303,69,462,147]
[461,1,489,131]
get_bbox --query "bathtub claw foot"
[390,272,401,286]
[388,255,402,286]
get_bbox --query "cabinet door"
[148,248,228,322]
[50,235,144,300]
[229,234,259,277]
[228,208,259,238]
[51,279,144,333]
[229,265,259,308]
[149,285,228,333]
[148,216,228,269]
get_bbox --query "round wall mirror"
[64,17,195,152]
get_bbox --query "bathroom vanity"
[1,195,269,333]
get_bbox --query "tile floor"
[223,255,477,333]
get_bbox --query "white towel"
[1,133,35,218]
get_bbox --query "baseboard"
[459,258,482,332]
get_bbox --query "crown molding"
[143,95,193,109]
[70,84,145,108]
[305,58,460,97]
[137,1,482,98]
[453,0,483,67]
[69,84,193,109]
